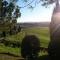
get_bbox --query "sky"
[17,0,55,23]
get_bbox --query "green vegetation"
[0,27,50,57]
[6,27,50,47]
[0,43,20,56]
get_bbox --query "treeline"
[0,25,21,37]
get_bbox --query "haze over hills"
[17,22,50,28]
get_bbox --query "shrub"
[21,35,40,59]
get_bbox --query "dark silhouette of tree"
[48,40,60,59]
[48,0,60,59]
[21,35,40,59]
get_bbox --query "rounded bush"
[21,35,40,59]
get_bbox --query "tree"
[48,0,60,59]
[0,0,21,32]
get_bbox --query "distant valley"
[17,22,50,28]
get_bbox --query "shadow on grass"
[0,52,19,57]
[18,55,50,60]
[37,55,49,60]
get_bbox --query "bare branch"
[18,0,35,8]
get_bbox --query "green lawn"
[6,27,50,47]
[0,27,50,56]
[0,43,20,56]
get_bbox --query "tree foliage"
[0,0,21,31]
[0,0,21,22]
[19,0,57,8]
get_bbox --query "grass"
[0,44,20,56]
[39,50,48,56]
[6,27,50,47]
[0,54,20,60]
[23,27,50,47]
[0,27,50,57]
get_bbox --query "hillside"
[17,22,50,28]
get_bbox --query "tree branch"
[19,0,35,8]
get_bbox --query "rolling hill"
[17,22,50,28]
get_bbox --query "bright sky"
[17,0,55,23]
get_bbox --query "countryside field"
[6,27,50,47]
[0,27,50,59]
